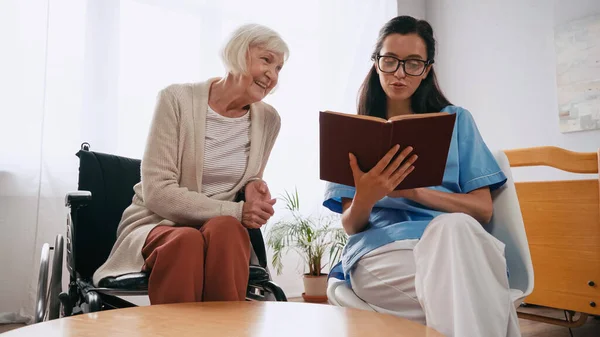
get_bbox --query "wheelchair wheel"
[34,234,64,323]
[34,243,50,323]
[49,234,64,319]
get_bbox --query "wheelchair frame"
[34,143,286,323]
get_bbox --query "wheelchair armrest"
[97,272,148,290]
[235,190,245,202]
[65,191,92,207]
[249,265,270,284]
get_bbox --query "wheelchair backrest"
[74,148,141,279]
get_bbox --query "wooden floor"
[1,304,598,336]
[288,298,600,337]
[0,324,24,334]
[517,305,600,337]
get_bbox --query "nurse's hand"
[349,145,417,207]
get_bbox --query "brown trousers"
[141,216,251,304]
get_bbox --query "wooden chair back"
[504,146,599,316]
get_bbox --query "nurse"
[324,16,521,337]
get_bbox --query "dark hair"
[357,16,452,118]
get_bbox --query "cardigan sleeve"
[257,106,281,177]
[141,86,244,225]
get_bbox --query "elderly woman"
[92,24,289,304]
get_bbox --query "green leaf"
[265,188,348,277]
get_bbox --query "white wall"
[424,0,599,181]
[555,0,600,26]
[397,0,426,19]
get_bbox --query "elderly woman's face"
[246,46,284,101]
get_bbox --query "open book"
[319,110,456,190]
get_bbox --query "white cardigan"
[92,79,281,286]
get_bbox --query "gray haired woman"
[93,24,289,304]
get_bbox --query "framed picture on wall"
[554,14,600,133]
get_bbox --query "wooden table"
[4,302,444,336]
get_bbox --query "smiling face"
[245,45,284,102]
[376,33,431,103]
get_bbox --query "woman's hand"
[350,145,417,208]
[245,179,271,203]
[242,198,276,229]
[242,179,276,229]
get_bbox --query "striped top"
[201,105,251,197]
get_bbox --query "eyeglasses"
[376,55,433,76]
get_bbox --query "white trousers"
[350,213,521,337]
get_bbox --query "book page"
[388,112,449,122]
[321,110,451,123]
[321,110,387,123]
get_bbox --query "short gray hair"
[221,23,289,74]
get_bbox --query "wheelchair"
[34,143,287,322]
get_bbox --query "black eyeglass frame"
[375,55,434,76]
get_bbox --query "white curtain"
[0,0,396,322]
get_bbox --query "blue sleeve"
[322,182,356,214]
[327,261,345,281]
[456,108,507,193]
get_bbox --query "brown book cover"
[319,110,456,190]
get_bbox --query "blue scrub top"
[324,106,507,284]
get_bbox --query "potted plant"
[266,188,348,303]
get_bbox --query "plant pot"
[302,274,328,303]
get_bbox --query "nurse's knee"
[427,213,483,236]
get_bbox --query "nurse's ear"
[422,62,433,79]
